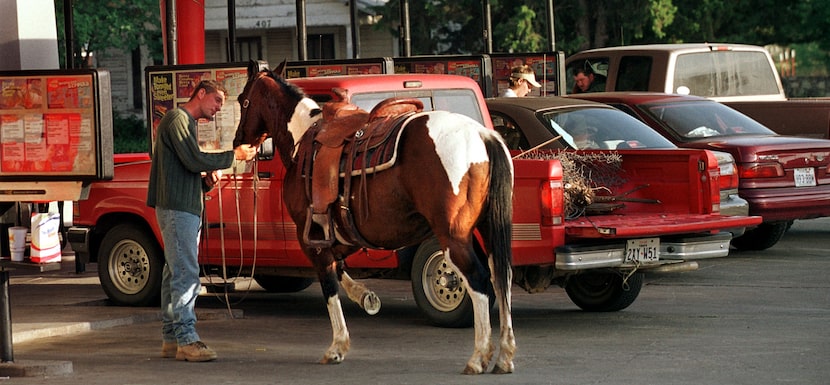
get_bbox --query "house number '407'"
[255,20,271,28]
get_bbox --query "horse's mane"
[260,66,306,103]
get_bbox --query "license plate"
[625,238,659,263]
[794,167,816,187]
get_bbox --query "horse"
[232,60,516,375]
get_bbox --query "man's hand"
[234,144,258,161]
[203,170,221,188]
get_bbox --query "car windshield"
[540,107,675,149]
[642,101,777,139]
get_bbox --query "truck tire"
[253,275,314,293]
[731,221,789,251]
[411,237,493,328]
[565,272,643,312]
[98,223,163,306]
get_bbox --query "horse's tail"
[481,134,514,295]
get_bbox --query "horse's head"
[233,60,322,165]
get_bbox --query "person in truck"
[499,64,542,97]
[572,63,606,93]
[147,80,257,362]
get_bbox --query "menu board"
[393,55,493,97]
[285,58,393,79]
[490,52,566,97]
[146,63,253,153]
[0,69,112,180]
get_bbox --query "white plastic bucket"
[8,226,27,262]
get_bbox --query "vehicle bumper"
[554,232,732,271]
[67,226,91,264]
[720,193,749,237]
[742,185,830,222]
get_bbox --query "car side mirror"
[258,137,275,160]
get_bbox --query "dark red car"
[568,92,830,250]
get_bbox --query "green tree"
[370,0,550,55]
[371,0,484,55]
[492,3,545,53]
[54,0,162,68]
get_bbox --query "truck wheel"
[253,275,314,293]
[411,238,493,328]
[731,221,789,251]
[565,272,643,312]
[98,224,163,306]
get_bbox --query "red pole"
[176,0,205,64]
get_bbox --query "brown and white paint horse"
[233,61,516,374]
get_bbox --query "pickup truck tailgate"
[565,213,762,238]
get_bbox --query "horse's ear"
[247,60,260,80]
[274,59,288,78]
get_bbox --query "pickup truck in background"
[565,43,830,139]
[68,71,761,327]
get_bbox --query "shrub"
[112,112,149,153]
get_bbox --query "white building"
[205,0,396,63]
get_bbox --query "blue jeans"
[156,208,202,346]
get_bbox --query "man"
[500,65,542,97]
[572,67,606,93]
[147,80,257,362]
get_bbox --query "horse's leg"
[490,260,516,374]
[322,294,350,364]
[340,271,381,315]
[441,244,495,375]
[315,257,350,364]
[465,283,494,374]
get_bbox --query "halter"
[239,72,270,142]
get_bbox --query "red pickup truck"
[68,72,760,327]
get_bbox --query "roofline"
[576,43,768,55]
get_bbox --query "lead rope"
[214,167,234,317]
[207,157,259,318]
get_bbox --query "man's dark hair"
[190,80,227,100]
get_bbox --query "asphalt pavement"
[0,219,827,384]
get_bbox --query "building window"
[308,34,335,59]
[236,37,263,61]
[131,48,143,110]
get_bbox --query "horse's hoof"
[361,292,381,315]
[491,363,514,374]
[320,354,344,365]
[461,364,484,375]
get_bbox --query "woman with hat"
[500,65,542,97]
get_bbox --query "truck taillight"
[719,162,739,190]
[541,180,564,226]
[739,162,784,178]
[72,201,80,221]
[703,151,720,214]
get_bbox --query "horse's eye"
[242,99,250,108]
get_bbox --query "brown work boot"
[176,341,217,362]
[161,341,178,358]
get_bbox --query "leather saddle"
[298,97,424,247]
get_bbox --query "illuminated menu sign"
[146,63,252,153]
[490,52,565,97]
[0,69,112,180]
[285,58,393,79]
[394,55,492,96]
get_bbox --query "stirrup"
[303,206,335,248]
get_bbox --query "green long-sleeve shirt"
[147,108,234,216]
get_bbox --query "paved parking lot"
[2,218,829,384]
